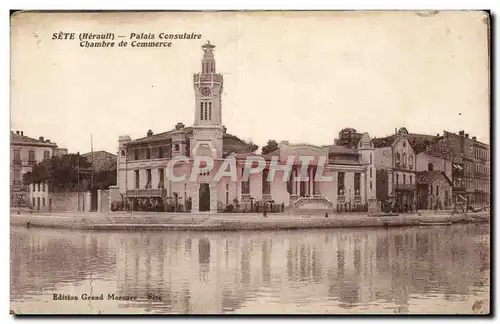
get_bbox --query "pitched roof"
[128,127,194,145]
[417,170,452,185]
[10,131,57,147]
[222,133,257,156]
[81,151,117,172]
[372,135,397,148]
[126,126,256,156]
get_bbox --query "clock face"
[201,87,211,96]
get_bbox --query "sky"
[10,11,490,154]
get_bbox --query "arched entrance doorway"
[199,183,210,212]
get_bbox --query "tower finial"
[202,41,215,55]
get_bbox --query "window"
[395,153,401,167]
[159,146,164,158]
[121,150,125,158]
[13,170,21,185]
[43,151,50,160]
[226,184,229,205]
[370,153,372,164]
[42,198,45,207]
[134,148,139,160]
[13,149,21,163]
[354,173,361,196]
[430,185,433,195]
[428,163,434,171]
[410,175,412,184]
[208,102,212,120]
[262,169,270,194]
[370,167,372,178]
[204,102,208,120]
[396,173,399,184]
[135,170,140,189]
[174,144,180,152]
[158,168,164,188]
[146,169,152,189]
[403,174,406,185]
[42,183,46,192]
[337,172,345,195]
[37,183,40,191]
[28,150,36,163]
[146,147,151,159]
[436,185,439,196]
[242,172,250,195]
[370,181,372,190]
[403,153,407,168]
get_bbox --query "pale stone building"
[115,41,376,213]
[373,127,417,210]
[10,130,66,207]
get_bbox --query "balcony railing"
[193,73,223,84]
[393,183,415,190]
[262,193,272,202]
[126,188,166,198]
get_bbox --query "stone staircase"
[290,196,334,214]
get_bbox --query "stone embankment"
[10,210,490,231]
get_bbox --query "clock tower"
[191,41,224,160]
[193,41,223,126]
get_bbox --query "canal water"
[10,224,490,314]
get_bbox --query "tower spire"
[201,41,216,73]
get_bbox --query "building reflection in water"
[11,224,490,314]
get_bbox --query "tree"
[248,141,259,153]
[261,140,279,155]
[23,154,92,192]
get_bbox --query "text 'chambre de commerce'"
[164,155,337,183]
[52,31,203,48]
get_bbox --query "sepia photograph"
[9,10,491,315]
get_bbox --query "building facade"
[416,170,453,210]
[10,130,62,207]
[442,130,490,208]
[373,127,417,210]
[115,42,375,213]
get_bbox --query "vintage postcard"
[10,10,490,315]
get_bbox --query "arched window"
[403,153,407,168]
[200,102,204,120]
[208,102,212,120]
[428,163,434,171]
[204,103,208,120]
[370,153,372,164]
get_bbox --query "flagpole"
[91,134,95,189]
[77,151,80,211]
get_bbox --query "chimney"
[395,128,397,135]
[465,133,469,138]
[16,130,19,135]
[436,133,440,137]
[45,139,50,143]
[222,126,227,134]
[459,130,465,136]
[20,131,24,136]
[279,140,289,147]
[39,136,44,142]
[175,122,185,130]
[147,129,153,137]
[472,136,476,141]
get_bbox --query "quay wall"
[10,211,490,232]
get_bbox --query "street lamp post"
[77,152,80,211]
